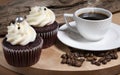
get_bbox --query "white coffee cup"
[64,7,112,41]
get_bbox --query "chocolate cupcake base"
[33,21,59,48]
[39,28,58,48]
[2,36,43,67]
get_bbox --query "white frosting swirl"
[26,6,55,27]
[6,20,37,46]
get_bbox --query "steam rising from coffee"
[87,0,100,7]
[78,0,108,20]
[87,0,100,12]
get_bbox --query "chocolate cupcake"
[26,6,59,48]
[2,17,43,67]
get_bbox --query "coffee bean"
[67,58,71,64]
[93,56,97,60]
[73,52,79,57]
[66,54,73,59]
[113,50,117,53]
[79,53,84,57]
[106,58,111,62]
[91,60,96,64]
[109,53,114,59]
[90,53,94,57]
[75,60,83,67]
[114,53,118,59]
[61,54,68,59]
[109,53,118,59]
[61,59,67,64]
[76,57,81,60]
[70,59,76,66]
[105,55,112,59]
[86,57,95,61]
[106,51,110,55]
[98,57,105,62]
[70,55,75,59]
[91,61,101,66]
[66,52,71,57]
[78,58,85,62]
[102,60,108,64]
[85,53,90,57]
[97,53,105,57]
[95,62,101,66]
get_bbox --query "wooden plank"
[113,13,120,25]
[0,0,11,5]
[0,0,120,36]
[0,65,19,75]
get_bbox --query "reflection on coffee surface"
[78,12,109,20]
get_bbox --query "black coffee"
[78,12,109,20]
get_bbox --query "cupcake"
[2,17,43,67]
[26,6,59,48]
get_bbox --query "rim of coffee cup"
[74,7,112,22]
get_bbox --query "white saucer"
[57,21,120,51]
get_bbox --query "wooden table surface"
[0,0,120,75]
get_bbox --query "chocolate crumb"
[44,8,47,10]
[18,27,20,29]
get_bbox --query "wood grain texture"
[0,65,19,75]
[0,0,120,36]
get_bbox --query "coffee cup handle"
[64,13,78,33]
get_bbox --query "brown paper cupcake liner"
[38,26,58,48]
[38,27,58,38]
[2,39,43,67]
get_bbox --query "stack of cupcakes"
[2,6,59,67]
[26,6,59,48]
